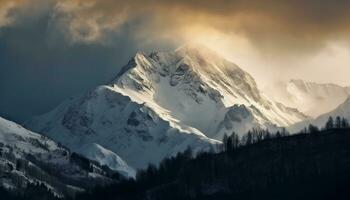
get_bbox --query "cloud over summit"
[2,0,350,122]
[4,0,350,52]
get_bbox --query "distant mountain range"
[289,97,350,133]
[268,79,350,117]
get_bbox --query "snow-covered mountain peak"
[117,43,244,79]
[110,45,305,127]
[27,45,307,171]
[112,44,262,106]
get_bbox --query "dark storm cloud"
[47,0,350,53]
[0,4,174,122]
[4,0,350,52]
[2,0,350,122]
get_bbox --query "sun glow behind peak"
[176,25,350,91]
[179,26,272,88]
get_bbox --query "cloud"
[3,0,350,122]
[52,0,129,43]
[0,0,24,27]
[4,0,350,54]
[0,3,175,122]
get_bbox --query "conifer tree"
[335,116,342,129]
[325,116,334,130]
[341,117,349,128]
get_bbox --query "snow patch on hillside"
[79,143,136,178]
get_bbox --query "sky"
[2,0,350,122]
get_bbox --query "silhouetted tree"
[223,132,240,152]
[251,128,262,143]
[308,124,319,134]
[246,130,253,145]
[264,129,271,140]
[231,132,240,151]
[275,131,281,138]
[258,129,263,141]
[335,116,342,129]
[226,136,233,152]
[341,117,349,128]
[325,116,334,130]
[183,146,193,159]
[223,134,228,152]
[281,128,289,137]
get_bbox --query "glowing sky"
[1,0,350,121]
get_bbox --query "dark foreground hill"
[77,129,350,200]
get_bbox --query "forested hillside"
[77,122,350,200]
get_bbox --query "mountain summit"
[110,44,307,136]
[26,45,307,170]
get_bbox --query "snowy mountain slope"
[288,97,350,133]
[27,85,218,169]
[0,116,66,196]
[110,44,307,136]
[26,44,307,170]
[268,79,350,117]
[0,116,60,155]
[79,143,136,178]
[0,116,125,197]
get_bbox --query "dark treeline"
[76,116,350,200]
[302,116,350,134]
[222,116,350,153]
[221,127,289,153]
